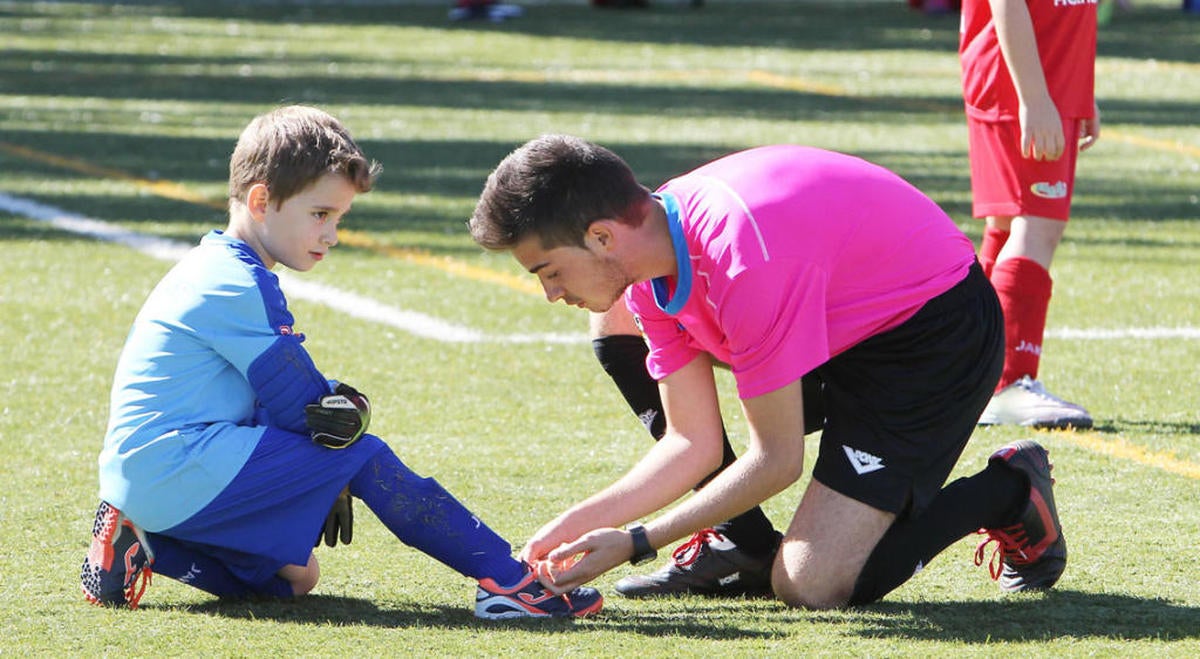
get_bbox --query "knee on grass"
[279,554,321,596]
[771,560,854,611]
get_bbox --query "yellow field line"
[1104,129,1200,159]
[4,138,1198,478]
[336,230,540,296]
[0,140,541,296]
[1052,431,1200,480]
[0,140,226,210]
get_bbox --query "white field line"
[4,192,1198,343]
[0,192,584,344]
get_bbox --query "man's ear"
[586,219,619,252]
[245,183,270,222]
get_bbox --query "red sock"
[990,257,1052,391]
[978,225,1010,279]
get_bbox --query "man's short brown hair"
[469,134,649,251]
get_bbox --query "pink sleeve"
[625,287,702,382]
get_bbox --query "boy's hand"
[306,382,371,449]
[316,489,354,547]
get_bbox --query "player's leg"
[590,306,787,597]
[165,428,600,617]
[969,117,1092,428]
[978,216,1010,278]
[345,440,602,619]
[773,480,895,608]
[146,532,295,599]
[276,554,320,595]
[846,263,1066,602]
[776,262,1045,607]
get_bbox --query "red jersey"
[960,0,1097,122]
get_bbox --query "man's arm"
[990,0,1063,161]
[519,355,727,563]
[640,377,808,550]
[537,373,808,594]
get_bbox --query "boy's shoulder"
[150,232,277,307]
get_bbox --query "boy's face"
[257,173,358,272]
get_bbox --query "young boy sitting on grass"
[81,105,602,620]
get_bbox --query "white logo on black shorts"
[843,445,885,475]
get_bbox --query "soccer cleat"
[80,501,155,609]
[614,528,778,599]
[475,567,603,620]
[974,440,1067,592]
[978,376,1093,429]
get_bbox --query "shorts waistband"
[915,260,990,316]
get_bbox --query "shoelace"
[1017,377,1074,406]
[671,528,723,567]
[120,519,156,609]
[973,524,1035,580]
[125,565,152,610]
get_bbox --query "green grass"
[2,0,1198,655]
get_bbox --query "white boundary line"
[1047,327,1200,340]
[4,192,1197,343]
[0,192,585,344]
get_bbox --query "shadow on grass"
[1092,419,1200,436]
[856,591,1200,642]
[174,589,1199,642]
[179,593,783,639]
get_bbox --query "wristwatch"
[626,523,658,566]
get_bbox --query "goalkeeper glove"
[316,488,353,547]
[305,382,370,449]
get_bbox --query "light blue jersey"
[99,231,330,531]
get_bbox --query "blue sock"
[349,444,526,586]
[147,533,294,599]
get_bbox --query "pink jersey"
[960,0,1097,122]
[626,146,976,400]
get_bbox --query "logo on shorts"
[1030,181,1068,199]
[179,562,203,584]
[843,445,885,475]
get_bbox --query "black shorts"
[808,262,1003,517]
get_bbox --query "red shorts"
[966,117,1081,221]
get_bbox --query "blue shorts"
[158,428,384,586]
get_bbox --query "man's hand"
[534,528,631,594]
[316,488,354,547]
[306,382,370,449]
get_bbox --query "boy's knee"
[280,555,320,596]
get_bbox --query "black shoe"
[614,528,778,598]
[974,440,1067,591]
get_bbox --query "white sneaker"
[978,376,1093,429]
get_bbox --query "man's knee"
[770,553,853,610]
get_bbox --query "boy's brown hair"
[229,105,380,209]
[469,134,649,251]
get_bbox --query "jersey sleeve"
[625,288,703,382]
[203,271,330,434]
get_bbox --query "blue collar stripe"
[651,193,691,315]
